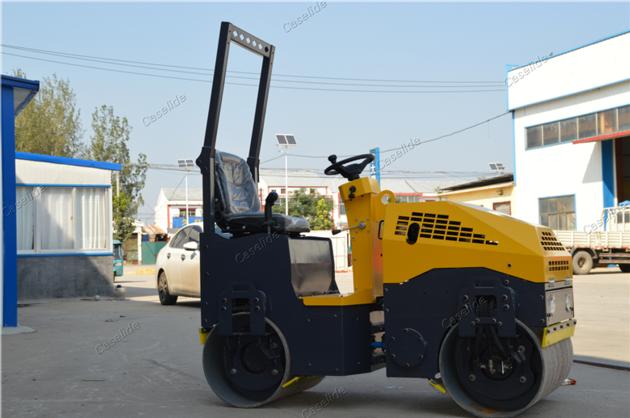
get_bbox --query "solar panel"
[285,135,296,145]
[276,134,287,144]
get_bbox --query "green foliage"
[112,193,135,242]
[273,189,333,230]
[84,105,148,241]
[14,70,83,156]
[312,197,334,230]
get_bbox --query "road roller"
[195,22,576,417]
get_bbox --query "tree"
[312,197,334,230]
[13,69,83,157]
[84,105,148,241]
[273,189,333,230]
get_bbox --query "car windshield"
[113,245,123,259]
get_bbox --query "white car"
[156,223,228,305]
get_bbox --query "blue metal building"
[2,75,40,327]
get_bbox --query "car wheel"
[158,271,178,305]
[619,264,630,273]
[572,251,593,275]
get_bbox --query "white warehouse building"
[508,31,630,231]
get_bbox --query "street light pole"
[275,134,297,217]
[184,173,189,225]
[284,151,288,216]
[177,159,195,227]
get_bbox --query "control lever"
[264,191,279,234]
[332,221,366,235]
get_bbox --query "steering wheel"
[324,154,375,180]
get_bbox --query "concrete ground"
[2,267,629,418]
[572,267,630,365]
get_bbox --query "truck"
[555,204,630,274]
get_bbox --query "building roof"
[507,31,630,110]
[260,168,342,190]
[142,224,167,236]
[440,173,514,192]
[160,187,204,202]
[1,75,39,115]
[508,30,630,72]
[261,168,487,193]
[158,169,491,202]
[16,152,121,171]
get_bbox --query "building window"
[16,188,39,251]
[526,104,630,150]
[598,109,617,135]
[39,188,75,250]
[75,188,109,249]
[17,186,111,253]
[339,202,346,215]
[619,105,630,131]
[526,126,543,148]
[539,195,576,230]
[578,114,597,139]
[559,118,577,142]
[542,122,559,145]
[492,201,512,215]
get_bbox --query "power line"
[3,51,505,94]
[261,155,284,164]
[147,163,198,172]
[5,51,508,95]
[1,43,505,86]
[257,111,509,165]
[3,46,503,88]
[379,111,510,154]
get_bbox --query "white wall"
[508,32,630,110]
[512,81,630,230]
[153,190,169,232]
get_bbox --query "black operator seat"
[214,151,310,234]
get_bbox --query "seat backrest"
[215,151,261,216]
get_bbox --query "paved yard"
[572,268,630,364]
[2,267,629,418]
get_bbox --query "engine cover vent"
[548,260,570,272]
[395,212,498,246]
[540,231,565,252]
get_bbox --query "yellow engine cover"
[382,201,571,285]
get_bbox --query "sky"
[2,1,629,223]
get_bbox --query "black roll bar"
[196,22,275,234]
